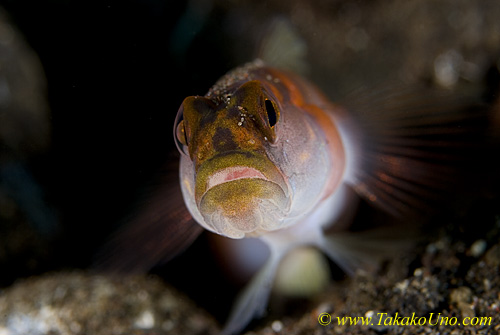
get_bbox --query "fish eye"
[176,120,187,146]
[265,99,278,128]
[173,108,189,156]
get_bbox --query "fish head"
[175,80,291,238]
[174,65,345,239]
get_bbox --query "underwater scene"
[1,1,500,334]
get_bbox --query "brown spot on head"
[213,127,238,152]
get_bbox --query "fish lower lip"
[206,166,268,190]
[199,178,289,238]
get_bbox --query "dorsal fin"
[257,17,309,75]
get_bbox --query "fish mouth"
[195,153,291,238]
[206,166,268,190]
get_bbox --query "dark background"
[1,0,235,268]
[1,0,500,323]
[0,1,257,320]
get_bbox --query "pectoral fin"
[344,86,495,218]
[94,160,202,273]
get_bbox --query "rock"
[0,271,219,335]
[245,229,500,335]
[450,286,475,319]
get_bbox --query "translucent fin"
[221,251,282,335]
[344,86,494,218]
[94,160,202,273]
[257,17,309,75]
[319,225,419,276]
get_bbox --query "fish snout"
[197,166,290,238]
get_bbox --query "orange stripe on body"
[266,68,347,200]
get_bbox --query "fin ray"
[222,251,282,335]
[94,160,202,273]
[345,85,494,217]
